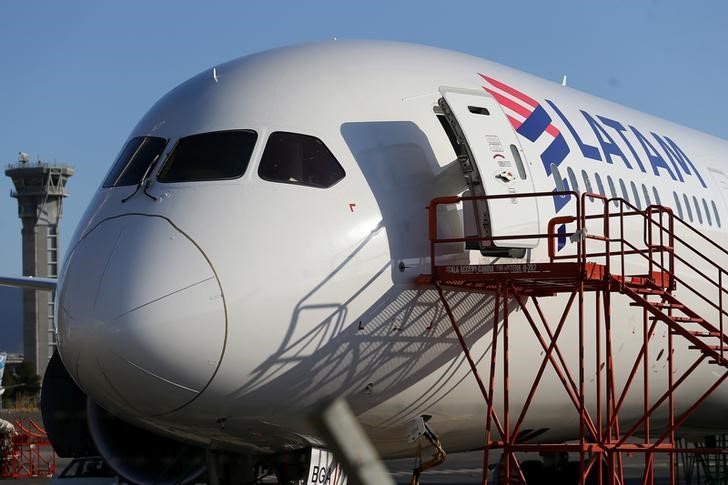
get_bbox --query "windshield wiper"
[121,153,161,204]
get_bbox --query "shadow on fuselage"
[342,120,467,281]
[226,121,499,435]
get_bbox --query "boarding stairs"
[622,279,728,367]
[417,191,728,485]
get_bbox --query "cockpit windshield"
[103,136,168,187]
[258,132,345,188]
[157,130,257,183]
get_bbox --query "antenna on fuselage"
[212,67,218,83]
[561,75,567,87]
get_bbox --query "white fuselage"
[56,41,728,458]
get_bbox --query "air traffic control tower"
[6,153,73,376]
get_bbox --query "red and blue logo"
[478,73,706,212]
[480,74,572,216]
[477,73,708,251]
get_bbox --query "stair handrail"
[614,198,728,326]
[427,191,581,276]
[578,194,728,360]
[578,191,612,279]
[426,191,728,346]
[583,210,728,352]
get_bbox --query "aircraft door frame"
[438,86,540,250]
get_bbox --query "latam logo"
[480,74,572,213]
[478,73,707,218]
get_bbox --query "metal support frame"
[0,418,56,479]
[417,191,728,485]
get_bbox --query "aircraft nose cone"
[57,215,226,416]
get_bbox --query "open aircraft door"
[438,87,540,253]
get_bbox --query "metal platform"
[417,191,728,485]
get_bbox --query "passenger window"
[673,192,684,219]
[703,198,712,226]
[567,167,580,193]
[551,164,566,192]
[682,194,693,222]
[607,176,618,207]
[104,136,168,187]
[158,130,257,182]
[510,145,527,180]
[594,173,606,197]
[652,187,662,205]
[259,132,345,188]
[641,184,651,206]
[630,181,642,209]
[712,200,722,227]
[693,196,703,224]
[619,179,630,204]
[581,170,594,200]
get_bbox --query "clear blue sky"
[1,0,727,277]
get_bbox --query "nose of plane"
[57,214,226,416]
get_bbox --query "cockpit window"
[258,132,345,189]
[103,136,168,187]
[157,130,257,183]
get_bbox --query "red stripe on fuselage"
[506,115,522,129]
[483,87,532,118]
[483,80,561,138]
[480,74,540,108]
[545,124,560,137]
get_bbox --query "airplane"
[3,40,728,484]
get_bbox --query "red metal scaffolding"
[1,417,56,479]
[416,191,728,485]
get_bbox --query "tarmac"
[7,450,673,485]
[0,409,674,484]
